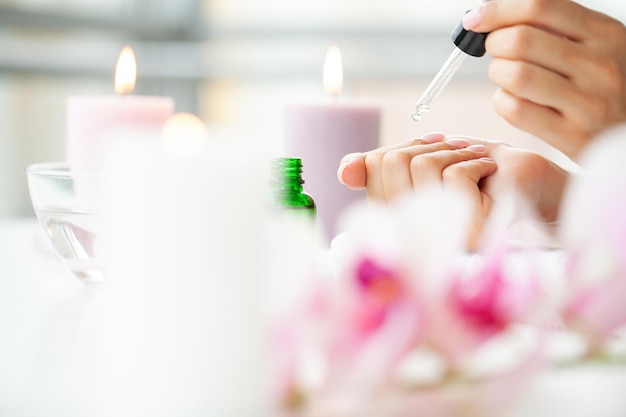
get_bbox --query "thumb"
[337,153,367,190]
[462,1,499,33]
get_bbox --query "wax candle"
[284,45,381,241]
[66,46,174,172]
[99,114,270,417]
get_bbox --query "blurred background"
[0,0,624,218]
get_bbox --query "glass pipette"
[412,17,489,122]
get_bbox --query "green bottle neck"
[270,158,315,210]
[273,158,304,193]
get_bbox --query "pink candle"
[284,46,381,240]
[66,46,174,172]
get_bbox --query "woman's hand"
[337,132,496,201]
[463,0,626,160]
[337,133,570,248]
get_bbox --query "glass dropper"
[412,17,489,122]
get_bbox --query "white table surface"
[2,219,626,417]
[0,218,95,416]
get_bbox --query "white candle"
[284,45,381,241]
[66,46,174,172]
[99,114,271,417]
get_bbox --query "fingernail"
[337,157,353,184]
[445,138,469,148]
[422,132,445,143]
[463,8,482,30]
[467,144,486,153]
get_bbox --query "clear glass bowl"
[26,162,107,283]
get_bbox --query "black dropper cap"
[451,18,489,57]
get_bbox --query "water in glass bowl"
[36,206,104,283]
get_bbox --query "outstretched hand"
[337,133,569,248]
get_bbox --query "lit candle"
[66,46,175,172]
[284,45,381,241]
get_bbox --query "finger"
[422,132,446,143]
[337,137,432,190]
[409,145,489,189]
[492,87,562,135]
[491,89,587,159]
[380,140,472,201]
[445,135,503,152]
[362,139,430,200]
[486,26,617,97]
[337,153,367,190]
[364,151,388,201]
[442,158,497,250]
[463,0,603,41]
[488,58,587,115]
[442,157,497,193]
[486,25,588,80]
[361,137,430,157]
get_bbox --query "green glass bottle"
[270,157,316,218]
[267,158,317,289]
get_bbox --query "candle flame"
[114,46,137,95]
[161,113,209,157]
[323,45,343,97]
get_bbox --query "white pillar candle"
[284,45,381,241]
[97,114,271,417]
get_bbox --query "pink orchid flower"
[422,247,545,369]
[319,253,422,398]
